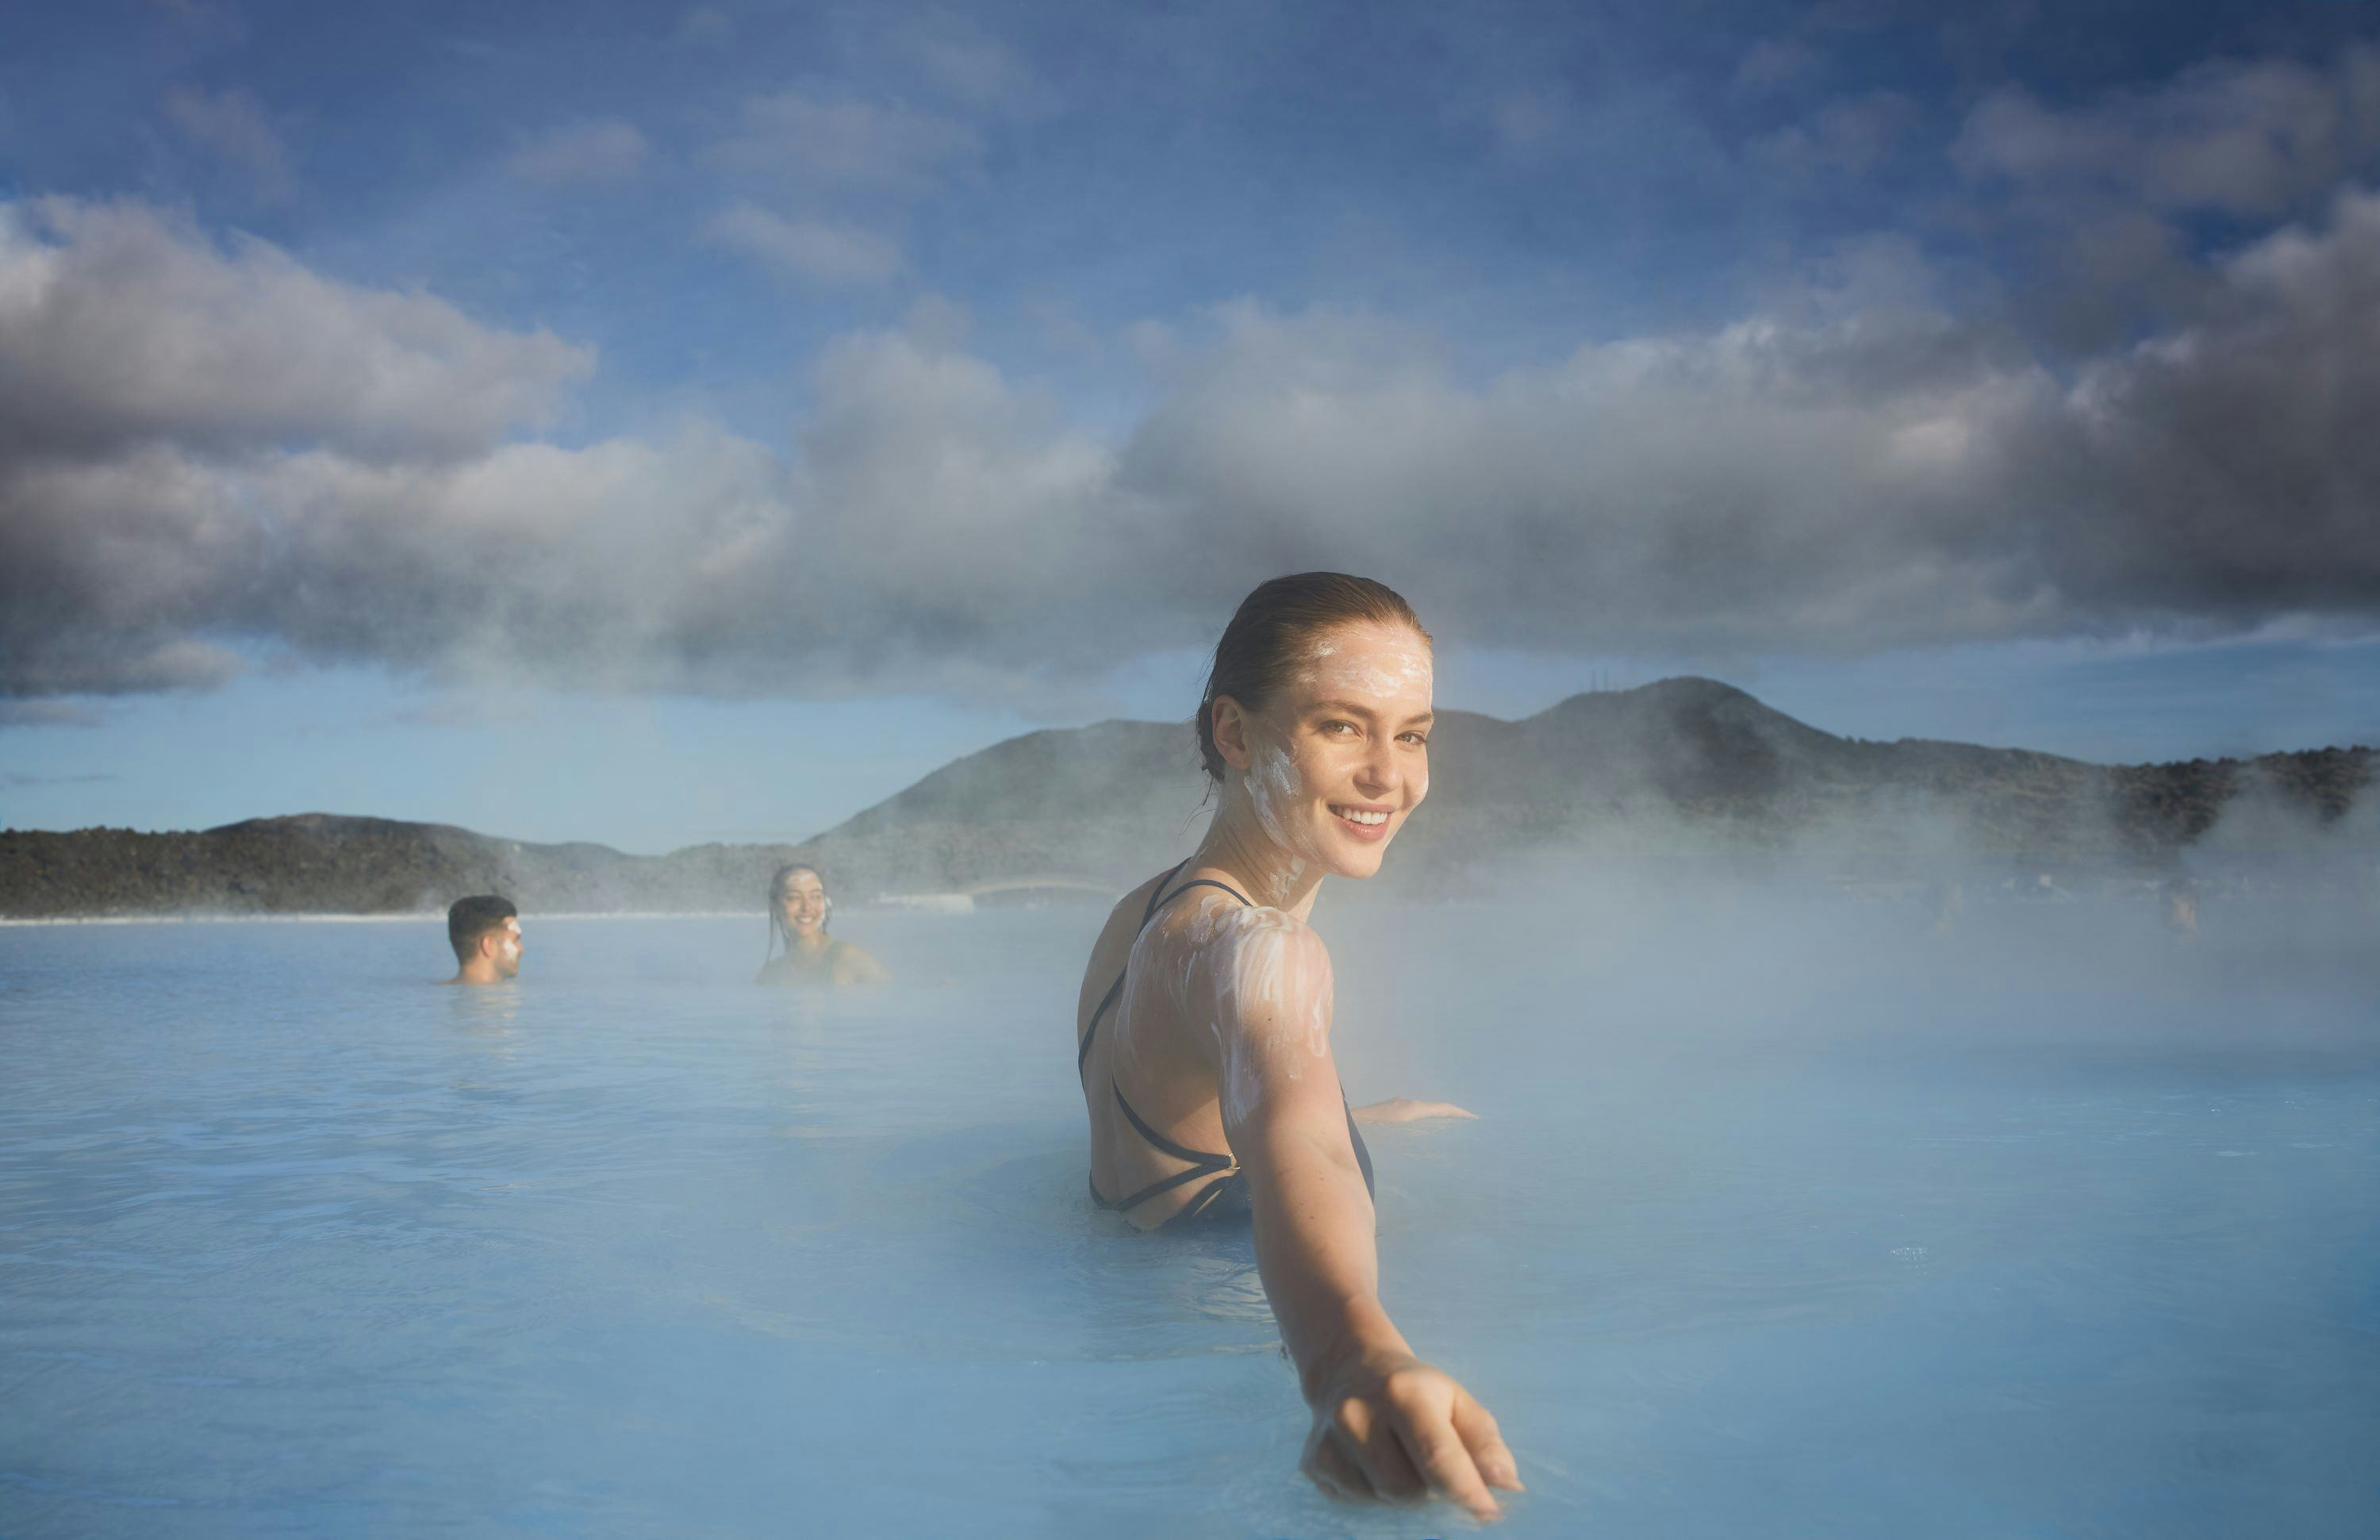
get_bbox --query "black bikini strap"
[1157,878,1253,911]
[1082,867,1270,1218]
[1166,1172,1240,1227]
[1077,981,1122,1073]
[1096,1085,1238,1212]
[1090,1166,1238,1219]
[1075,867,1257,1076]
[1077,862,1188,1075]
[1141,863,1190,923]
[1112,1081,1237,1169]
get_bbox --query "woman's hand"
[1351,1096,1476,1123]
[1301,1346,1522,1520]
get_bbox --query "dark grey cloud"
[1952,48,2380,218]
[5,172,2380,708]
[1951,47,2380,338]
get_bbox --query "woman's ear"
[1211,695,1257,774]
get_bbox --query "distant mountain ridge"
[2,678,2370,917]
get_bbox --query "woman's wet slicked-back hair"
[1194,572,1429,784]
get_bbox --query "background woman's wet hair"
[1193,572,1430,783]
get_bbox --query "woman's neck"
[1194,787,1323,918]
[789,930,829,955]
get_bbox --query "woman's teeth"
[1332,806,1388,825]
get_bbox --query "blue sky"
[3,1,2378,851]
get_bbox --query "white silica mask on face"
[1297,629,1434,840]
[1246,735,1303,851]
[1298,639,1433,700]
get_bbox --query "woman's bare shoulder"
[1077,869,1189,1016]
[828,939,889,985]
[1158,896,1332,1012]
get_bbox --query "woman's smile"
[1326,802,1394,842]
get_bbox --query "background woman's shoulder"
[828,939,891,985]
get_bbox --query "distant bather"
[756,863,889,987]
[444,895,522,985]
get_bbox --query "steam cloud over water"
[6,171,2380,705]
[2,884,2375,1534]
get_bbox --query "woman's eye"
[1321,720,1357,736]
[1398,732,1428,747]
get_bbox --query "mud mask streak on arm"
[1199,908,1334,1127]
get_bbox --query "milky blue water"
[2,893,2375,1538]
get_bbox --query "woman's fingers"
[1357,1419,1428,1501]
[1452,1388,1524,1492]
[1303,1432,1377,1503]
[1391,1400,1505,1521]
[1308,1369,1516,1519]
[1319,1397,1427,1502]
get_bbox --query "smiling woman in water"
[757,864,890,987]
[1073,572,1517,1519]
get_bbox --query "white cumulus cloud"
[6,183,2380,707]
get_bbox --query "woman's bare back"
[1076,867,1342,1228]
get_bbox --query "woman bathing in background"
[1073,572,1518,1520]
[757,864,890,986]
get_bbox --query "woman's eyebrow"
[1307,699,1379,718]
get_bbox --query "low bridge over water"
[956,874,1119,901]
[877,874,1120,912]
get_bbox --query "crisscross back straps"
[1077,863,1253,1073]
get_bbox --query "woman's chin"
[1315,839,1392,881]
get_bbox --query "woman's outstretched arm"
[1193,912,1521,1519]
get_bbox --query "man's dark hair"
[447,894,517,963]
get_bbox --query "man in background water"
[444,895,523,985]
